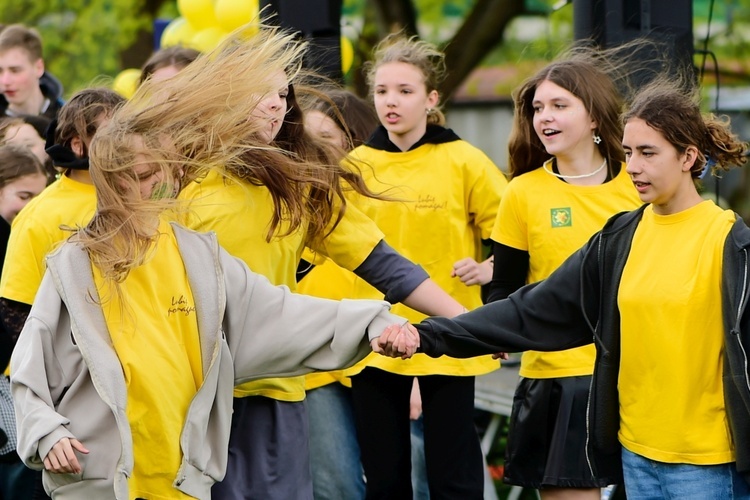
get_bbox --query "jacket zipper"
[583,233,604,478]
[734,248,750,393]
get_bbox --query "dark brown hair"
[139,46,201,86]
[508,51,625,179]
[0,143,45,188]
[54,88,125,153]
[623,78,747,179]
[304,88,378,150]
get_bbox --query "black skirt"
[503,375,618,489]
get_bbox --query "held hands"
[451,257,493,286]
[371,323,420,359]
[44,437,89,474]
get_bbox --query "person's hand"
[374,324,419,359]
[451,257,493,286]
[492,352,510,360]
[409,378,422,420]
[44,437,89,474]
[371,324,403,355]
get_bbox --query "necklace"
[543,159,607,180]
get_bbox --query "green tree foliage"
[0,0,172,96]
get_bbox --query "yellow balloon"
[160,17,196,48]
[177,0,217,31]
[112,68,142,99]
[341,36,354,75]
[215,0,259,33]
[190,26,228,53]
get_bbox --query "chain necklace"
[543,159,607,180]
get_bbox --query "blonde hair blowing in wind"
[80,25,308,284]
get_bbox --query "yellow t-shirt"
[180,169,383,400]
[0,174,96,305]
[299,139,507,377]
[92,221,202,499]
[491,163,642,378]
[617,201,734,464]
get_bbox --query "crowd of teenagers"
[0,17,747,500]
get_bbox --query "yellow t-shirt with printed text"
[93,220,202,499]
[491,163,642,378]
[180,169,383,400]
[618,201,735,464]
[299,140,507,377]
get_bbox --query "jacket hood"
[40,71,64,100]
[728,214,750,251]
[365,124,461,152]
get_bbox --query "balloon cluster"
[113,0,353,99]
[163,0,260,52]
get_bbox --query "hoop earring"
[593,133,602,145]
[426,108,434,115]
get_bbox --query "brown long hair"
[80,25,342,283]
[303,88,379,150]
[508,48,625,179]
[229,73,383,246]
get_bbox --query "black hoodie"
[0,70,64,119]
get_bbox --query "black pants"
[351,368,483,500]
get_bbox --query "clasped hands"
[370,323,420,359]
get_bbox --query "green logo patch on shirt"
[551,208,572,227]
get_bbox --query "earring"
[426,108,434,115]
[593,133,602,145]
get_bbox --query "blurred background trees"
[3,0,750,215]
[2,0,749,99]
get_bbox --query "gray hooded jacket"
[11,223,403,499]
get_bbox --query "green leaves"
[0,0,157,96]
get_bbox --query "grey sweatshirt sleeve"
[353,240,429,304]
[10,278,75,470]
[219,248,406,385]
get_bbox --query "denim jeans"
[0,460,43,500]
[622,447,750,499]
[411,415,430,500]
[306,384,365,500]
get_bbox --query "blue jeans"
[306,384,365,500]
[411,415,430,500]
[622,447,750,499]
[0,460,42,500]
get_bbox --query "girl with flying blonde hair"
[9,27,410,500]
[179,28,471,499]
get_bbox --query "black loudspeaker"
[260,0,343,81]
[573,0,694,87]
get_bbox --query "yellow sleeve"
[465,148,508,239]
[313,201,384,272]
[301,247,328,266]
[0,213,57,305]
[490,178,529,251]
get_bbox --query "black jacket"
[416,204,750,485]
[0,71,64,119]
